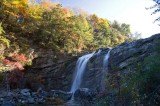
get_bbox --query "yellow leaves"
[0,36,10,48]
[27,5,43,20]
[3,2,11,7]
[11,1,20,5]
[113,38,119,43]
[64,17,69,22]
[3,0,29,19]
[117,34,125,42]
[4,10,19,17]
[0,23,4,35]
[11,0,28,6]
[98,18,109,28]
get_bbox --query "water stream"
[70,52,94,94]
[68,49,111,105]
[101,49,111,92]
[103,49,111,72]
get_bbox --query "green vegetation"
[0,0,137,91]
[0,0,133,56]
[0,0,138,72]
[96,43,160,105]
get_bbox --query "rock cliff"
[26,34,160,93]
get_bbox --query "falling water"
[68,49,110,105]
[103,49,111,72]
[97,49,102,54]
[70,52,94,94]
[101,49,111,92]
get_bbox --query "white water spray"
[70,52,94,93]
[103,49,111,72]
[101,49,111,92]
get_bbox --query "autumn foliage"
[0,0,134,57]
[2,53,30,89]
[3,53,29,71]
[12,54,28,63]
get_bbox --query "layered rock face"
[26,34,160,93]
[25,54,78,91]
[109,33,160,71]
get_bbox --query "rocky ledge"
[109,33,160,70]
[0,88,72,106]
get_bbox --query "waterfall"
[70,48,111,94]
[101,49,111,92]
[68,49,111,106]
[70,52,94,93]
[103,49,111,72]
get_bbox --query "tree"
[152,0,160,22]
[147,0,160,22]
[0,0,133,59]
[120,23,130,37]
[111,20,121,32]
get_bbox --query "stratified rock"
[23,34,160,98]
[109,34,160,70]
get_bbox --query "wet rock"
[0,89,48,105]
[20,89,31,97]
[51,90,72,101]
[27,97,35,104]
[2,101,15,106]
[37,87,49,97]
[74,88,97,101]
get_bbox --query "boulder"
[74,88,97,101]
[2,101,15,106]
[50,90,72,101]
[20,89,31,97]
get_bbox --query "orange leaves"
[12,54,28,62]
[63,8,69,14]
[2,53,29,71]
[63,8,72,17]
[41,1,58,12]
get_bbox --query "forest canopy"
[0,0,135,59]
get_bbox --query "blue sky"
[51,0,160,38]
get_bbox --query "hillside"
[0,0,159,106]
[0,0,133,69]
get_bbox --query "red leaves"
[3,59,11,64]
[3,59,25,71]
[13,62,25,71]
[2,53,28,89]
[3,53,28,71]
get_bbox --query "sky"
[51,0,160,38]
